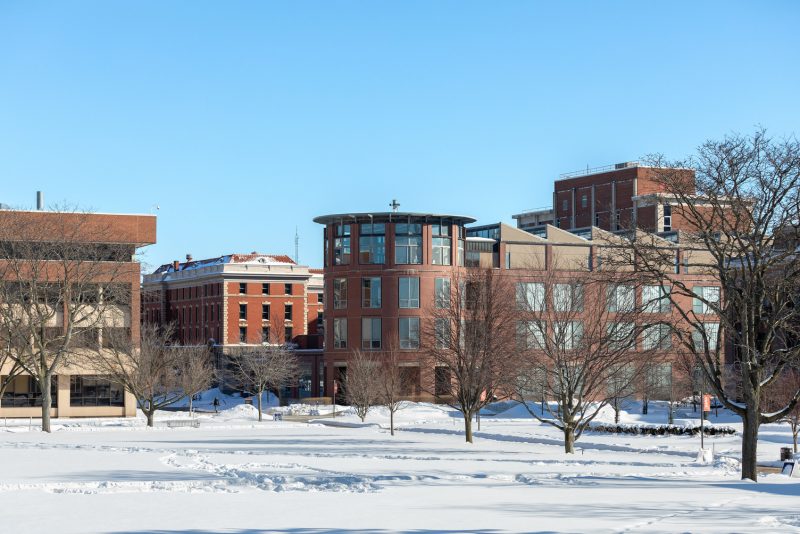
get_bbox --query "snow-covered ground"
[1,401,798,533]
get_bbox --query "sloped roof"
[152,253,296,274]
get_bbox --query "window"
[457,236,465,267]
[693,322,720,351]
[607,284,635,312]
[434,278,451,308]
[663,204,672,232]
[239,283,247,295]
[395,223,423,264]
[362,277,381,308]
[285,327,293,343]
[239,303,247,320]
[554,321,582,350]
[643,285,671,313]
[562,199,568,212]
[435,367,451,396]
[284,283,292,295]
[333,278,347,309]
[359,223,386,264]
[553,283,583,312]
[262,303,270,320]
[693,286,720,314]
[595,213,600,227]
[516,282,545,311]
[333,318,347,348]
[399,317,420,349]
[324,227,329,267]
[284,304,292,321]
[362,317,381,349]
[399,277,420,308]
[261,326,270,343]
[581,195,588,208]
[643,324,671,350]
[1,375,58,407]
[334,224,351,265]
[435,318,450,349]
[70,376,124,407]
[431,223,451,265]
[239,327,247,343]
[517,321,545,349]
[607,322,635,350]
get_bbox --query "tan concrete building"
[0,208,156,418]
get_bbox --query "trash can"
[781,447,793,461]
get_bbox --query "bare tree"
[95,323,186,427]
[421,267,518,443]
[374,343,414,435]
[343,349,380,422]
[513,270,655,453]
[178,344,214,415]
[628,130,800,480]
[0,208,133,431]
[226,328,299,422]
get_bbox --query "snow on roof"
[153,253,296,274]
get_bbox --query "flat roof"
[313,212,476,225]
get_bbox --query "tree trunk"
[146,409,155,427]
[741,408,759,481]
[257,390,263,422]
[564,425,576,454]
[41,371,52,433]
[463,411,473,443]
[390,409,394,436]
[792,423,798,453]
[189,396,193,415]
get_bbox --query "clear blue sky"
[1,1,798,271]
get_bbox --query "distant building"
[142,253,324,400]
[513,162,697,236]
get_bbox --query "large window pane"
[359,223,385,264]
[607,285,635,312]
[333,318,347,348]
[333,278,347,309]
[643,285,671,313]
[516,282,545,311]
[334,224,351,265]
[399,317,420,349]
[553,283,583,312]
[362,317,382,349]
[434,278,450,308]
[361,277,381,308]
[70,375,124,407]
[395,223,422,264]
[399,277,420,308]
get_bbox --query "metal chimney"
[36,191,44,210]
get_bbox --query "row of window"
[0,375,124,408]
[515,282,719,315]
[238,303,293,321]
[238,282,295,296]
[517,320,719,352]
[173,303,222,327]
[172,283,222,301]
[238,326,293,344]
[332,317,421,350]
[328,223,467,266]
[332,277,450,310]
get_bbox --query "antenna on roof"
[390,199,400,213]
[294,227,299,264]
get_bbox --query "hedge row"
[588,422,736,436]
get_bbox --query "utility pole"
[294,227,299,264]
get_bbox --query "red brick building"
[142,253,324,399]
[314,211,720,402]
[514,162,698,235]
